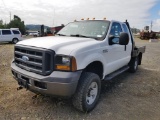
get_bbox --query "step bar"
[104,66,129,81]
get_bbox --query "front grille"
[14,45,54,75]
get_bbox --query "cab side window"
[12,30,20,34]
[0,30,1,35]
[2,30,11,35]
[110,22,122,36]
[122,24,129,34]
[109,22,122,44]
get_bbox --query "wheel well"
[12,38,18,41]
[138,53,142,65]
[84,61,103,79]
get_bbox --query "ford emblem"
[22,56,29,62]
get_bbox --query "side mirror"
[119,33,129,45]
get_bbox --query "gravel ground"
[0,38,160,120]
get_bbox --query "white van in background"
[0,28,23,44]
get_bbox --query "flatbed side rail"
[132,46,146,57]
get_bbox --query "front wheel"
[72,72,101,112]
[12,38,19,44]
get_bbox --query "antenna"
[151,21,153,32]
[10,11,11,22]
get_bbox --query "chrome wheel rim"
[86,82,98,105]
[13,39,18,43]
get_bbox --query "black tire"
[129,57,138,73]
[12,38,19,44]
[72,72,101,112]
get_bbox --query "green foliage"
[14,15,21,21]
[0,20,3,25]
[157,34,160,39]
[0,20,7,29]
[7,20,25,34]
[0,15,25,34]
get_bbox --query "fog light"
[34,81,47,89]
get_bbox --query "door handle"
[103,49,108,53]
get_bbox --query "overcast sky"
[0,0,160,31]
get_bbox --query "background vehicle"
[11,20,145,112]
[0,28,22,44]
[140,31,158,40]
[28,31,40,37]
[140,26,158,40]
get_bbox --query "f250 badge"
[22,56,29,62]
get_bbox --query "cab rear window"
[12,30,20,34]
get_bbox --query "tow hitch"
[17,86,23,90]
[17,79,29,90]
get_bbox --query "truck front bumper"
[11,62,82,97]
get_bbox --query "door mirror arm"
[109,35,119,45]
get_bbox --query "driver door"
[105,22,129,75]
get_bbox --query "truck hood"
[17,36,100,55]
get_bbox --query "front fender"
[76,52,105,75]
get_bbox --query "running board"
[104,66,129,81]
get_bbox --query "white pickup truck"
[11,20,145,112]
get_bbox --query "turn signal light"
[71,57,77,71]
[56,65,70,71]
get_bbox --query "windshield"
[57,20,110,40]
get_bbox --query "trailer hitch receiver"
[17,86,23,90]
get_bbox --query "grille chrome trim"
[15,51,42,60]
[14,45,54,75]
[15,57,43,67]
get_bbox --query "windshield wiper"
[56,34,66,36]
[70,34,99,40]
[70,34,100,40]
[70,34,90,38]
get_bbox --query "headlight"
[62,57,70,65]
[55,55,77,71]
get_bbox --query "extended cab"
[11,20,145,112]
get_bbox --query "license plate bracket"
[17,76,28,89]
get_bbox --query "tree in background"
[0,15,25,34]
[14,15,21,21]
[7,15,25,34]
[0,20,7,29]
[0,20,4,28]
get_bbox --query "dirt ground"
[0,38,160,120]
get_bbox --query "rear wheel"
[72,72,101,112]
[12,38,19,44]
[129,57,138,73]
